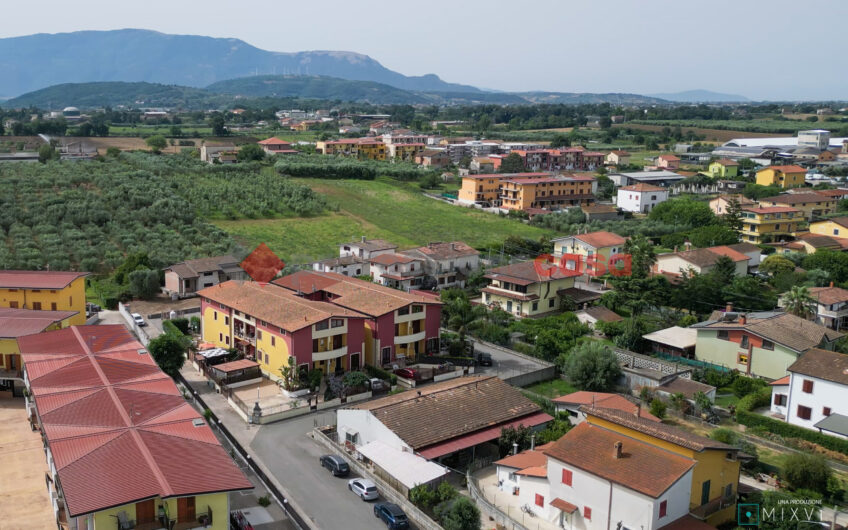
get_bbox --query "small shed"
[209,359,262,386]
[655,376,716,403]
[356,440,448,496]
[576,306,623,329]
[642,326,697,359]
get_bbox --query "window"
[51,302,57,311]
[264,352,269,364]
[532,302,538,311]
[761,339,774,350]
[549,298,555,308]
[411,305,423,314]
[225,336,230,345]
[583,507,592,520]
[535,494,544,507]
[773,394,787,406]
[740,335,749,348]
[224,316,229,325]
[257,330,263,340]
[271,336,275,347]
[9,301,18,308]
[797,405,812,420]
[561,469,572,486]
[737,353,749,365]
[219,333,223,342]
[717,330,729,340]
[315,321,329,331]
[331,319,344,328]
[823,407,832,417]
[214,311,218,321]
[802,380,814,393]
[32,302,42,310]
[659,500,667,518]
[397,307,410,316]
[835,229,840,236]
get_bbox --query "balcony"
[690,493,735,520]
[233,329,256,343]
[394,330,426,345]
[313,345,348,362]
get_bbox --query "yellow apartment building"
[757,192,836,221]
[482,260,582,317]
[499,175,596,211]
[0,270,88,325]
[740,206,804,243]
[755,165,806,188]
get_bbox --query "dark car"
[319,454,350,477]
[476,352,493,366]
[374,502,409,529]
[393,367,418,380]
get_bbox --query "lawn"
[215,177,551,264]
[525,378,578,399]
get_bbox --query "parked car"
[319,454,350,477]
[348,478,379,501]
[393,367,418,380]
[131,313,146,327]
[476,352,493,366]
[369,378,387,391]
[374,503,409,529]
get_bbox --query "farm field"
[614,123,787,143]
[626,118,837,135]
[215,177,552,264]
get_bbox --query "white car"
[132,313,146,327]
[348,478,378,501]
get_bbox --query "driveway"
[250,413,419,530]
[471,339,551,380]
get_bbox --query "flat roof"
[357,441,448,489]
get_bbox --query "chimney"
[513,442,519,455]
[530,433,536,451]
[635,404,641,419]
[613,441,623,459]
[726,302,733,313]
[673,245,678,253]
[831,281,835,288]
[361,235,366,242]
[740,314,747,325]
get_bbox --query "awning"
[197,348,230,360]
[416,411,553,459]
[357,441,448,490]
[211,359,259,373]
[551,498,577,514]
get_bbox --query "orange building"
[458,172,596,210]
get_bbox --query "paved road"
[471,339,550,380]
[251,413,418,530]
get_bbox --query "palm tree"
[623,234,657,279]
[783,285,816,319]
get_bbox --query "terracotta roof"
[553,392,660,422]
[257,137,291,145]
[788,348,848,385]
[659,515,717,530]
[349,376,543,450]
[661,247,746,269]
[341,238,397,252]
[493,443,554,470]
[581,406,735,452]
[0,270,89,289]
[759,193,835,205]
[726,242,760,254]
[402,241,479,261]
[273,270,439,317]
[573,231,627,249]
[463,172,550,181]
[369,253,420,265]
[692,311,842,352]
[543,422,695,498]
[656,377,715,400]
[579,305,623,323]
[485,260,581,285]
[515,466,546,477]
[199,281,366,332]
[550,498,578,514]
[619,183,666,192]
[742,206,801,214]
[165,255,241,278]
[796,233,844,249]
[760,165,806,173]
[813,189,848,197]
[19,325,252,517]
[808,286,848,305]
[770,375,790,386]
[658,155,680,161]
[819,217,848,229]
[713,158,739,166]
[313,255,365,267]
[0,307,78,338]
[211,359,260,373]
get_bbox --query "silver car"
[348,478,379,501]
[132,313,146,327]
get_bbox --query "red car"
[393,368,418,380]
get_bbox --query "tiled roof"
[370,253,420,265]
[199,280,366,332]
[0,307,78,338]
[742,206,800,214]
[692,311,842,352]
[656,377,715,400]
[761,165,805,173]
[580,305,623,323]
[19,325,252,517]
[493,443,554,470]
[663,246,748,269]
[619,183,666,192]
[658,155,680,161]
[759,193,834,205]
[788,348,848,385]
[820,216,848,229]
[349,375,542,450]
[550,498,578,514]
[569,231,627,249]
[485,260,580,285]
[713,158,739,166]
[581,406,735,452]
[164,255,241,278]
[726,242,760,254]
[543,422,695,498]
[581,203,619,213]
[554,392,661,422]
[796,233,844,248]
[770,375,790,386]
[342,238,397,252]
[273,270,439,317]
[813,189,848,197]
[659,515,717,530]
[0,270,89,289]
[808,286,848,305]
[257,137,291,145]
[463,172,550,181]
[402,241,479,261]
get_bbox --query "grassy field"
[525,378,578,399]
[215,177,551,264]
[627,119,834,135]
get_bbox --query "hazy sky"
[4,0,847,100]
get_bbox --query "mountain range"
[647,89,750,103]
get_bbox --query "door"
[350,353,360,370]
[700,480,711,506]
[135,499,155,525]
[506,301,513,313]
[177,496,196,524]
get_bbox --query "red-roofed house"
[257,137,298,155]
[553,391,661,424]
[369,253,425,290]
[657,154,681,170]
[654,245,750,278]
[19,325,252,529]
[617,183,670,213]
[0,270,89,326]
[482,261,582,317]
[551,231,628,276]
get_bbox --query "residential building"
[726,242,762,270]
[551,230,627,276]
[415,149,450,168]
[199,281,368,375]
[312,255,368,277]
[200,142,237,163]
[0,270,88,325]
[653,246,750,278]
[457,172,591,207]
[707,159,739,179]
[257,137,298,155]
[164,255,248,297]
[780,285,848,330]
[755,165,806,189]
[507,421,696,529]
[337,375,551,462]
[758,193,837,221]
[469,156,495,173]
[399,241,480,290]
[616,183,669,213]
[510,147,604,172]
[18,325,252,530]
[774,232,848,255]
[809,216,848,238]
[708,194,755,216]
[740,206,804,244]
[575,305,623,328]
[0,307,77,395]
[643,326,698,359]
[552,391,661,424]
[499,174,597,211]
[273,270,442,366]
[482,261,581,317]
[583,406,742,526]
[770,348,848,439]
[691,310,842,380]
[798,129,831,151]
[609,170,686,188]
[369,253,425,291]
[316,138,387,160]
[581,203,622,221]
[606,150,631,166]
[387,143,425,162]
[656,154,681,170]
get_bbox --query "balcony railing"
[313,345,348,362]
[395,330,426,345]
[690,493,735,520]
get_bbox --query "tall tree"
[565,341,621,391]
[498,152,525,173]
[782,285,816,319]
[724,196,744,232]
[623,234,656,278]
[148,333,187,377]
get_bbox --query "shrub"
[783,453,832,494]
[436,497,481,530]
[257,495,271,507]
[736,409,848,455]
[409,484,436,509]
[731,375,768,398]
[170,317,190,335]
[342,371,369,390]
[649,398,667,419]
[203,408,212,420]
[436,481,458,503]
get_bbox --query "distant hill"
[647,90,750,103]
[4,82,217,109]
[519,91,669,105]
[0,29,481,98]
[206,75,427,104]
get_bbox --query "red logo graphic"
[533,253,632,278]
[240,243,286,283]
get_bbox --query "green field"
[109,125,213,136]
[525,378,578,399]
[215,177,551,264]
[630,118,843,134]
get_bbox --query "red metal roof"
[0,270,89,289]
[0,307,78,338]
[416,411,552,459]
[19,326,252,517]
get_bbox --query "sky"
[3,0,848,101]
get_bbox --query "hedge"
[163,319,186,337]
[364,364,397,386]
[736,386,848,455]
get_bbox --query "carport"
[356,440,448,496]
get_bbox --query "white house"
[770,348,848,439]
[311,237,397,277]
[369,254,425,291]
[495,422,696,529]
[399,241,480,290]
[616,183,669,213]
[340,237,397,261]
[654,246,750,278]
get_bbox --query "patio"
[473,467,562,530]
